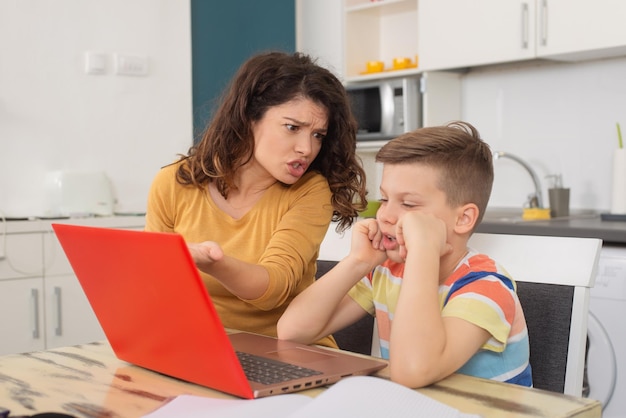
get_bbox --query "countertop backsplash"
[462,56,626,214]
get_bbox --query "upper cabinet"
[535,0,626,60]
[418,0,537,70]
[297,0,626,78]
[344,0,419,81]
[418,0,626,71]
[296,0,420,82]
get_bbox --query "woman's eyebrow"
[283,116,328,133]
[283,116,308,125]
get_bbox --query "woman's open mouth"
[287,161,307,178]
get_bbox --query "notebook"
[51,223,387,399]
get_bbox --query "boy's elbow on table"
[276,318,294,340]
[389,360,448,389]
[276,317,312,344]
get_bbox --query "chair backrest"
[468,232,602,396]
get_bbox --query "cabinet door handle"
[521,3,529,49]
[31,288,40,339]
[540,0,548,46]
[54,286,63,336]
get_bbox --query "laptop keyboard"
[236,351,323,385]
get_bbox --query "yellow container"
[392,57,412,70]
[366,61,384,73]
[522,208,551,220]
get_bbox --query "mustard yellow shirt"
[145,161,336,347]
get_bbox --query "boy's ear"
[455,203,479,234]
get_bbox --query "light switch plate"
[84,51,106,75]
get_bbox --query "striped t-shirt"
[347,248,532,386]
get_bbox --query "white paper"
[142,376,481,418]
[289,376,479,418]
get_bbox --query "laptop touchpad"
[265,347,337,363]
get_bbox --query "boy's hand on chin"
[351,218,387,266]
[396,212,452,259]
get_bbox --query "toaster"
[43,170,115,217]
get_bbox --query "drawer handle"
[521,3,529,49]
[31,288,40,339]
[54,286,63,336]
[540,0,549,46]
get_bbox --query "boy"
[277,121,532,389]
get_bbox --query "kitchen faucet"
[492,151,544,208]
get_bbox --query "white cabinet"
[41,230,105,350]
[0,232,45,355]
[0,216,145,354]
[297,0,420,82]
[296,1,462,198]
[0,230,43,280]
[418,0,626,71]
[535,0,626,61]
[418,0,538,71]
[344,0,419,81]
[43,274,105,350]
[299,0,626,75]
[297,0,462,125]
[0,278,45,355]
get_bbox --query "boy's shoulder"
[447,249,506,283]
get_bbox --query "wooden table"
[0,341,601,417]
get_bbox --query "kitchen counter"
[0,214,146,234]
[6,211,623,244]
[320,209,626,262]
[478,208,626,245]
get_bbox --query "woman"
[145,51,366,347]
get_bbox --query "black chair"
[315,260,374,355]
[516,282,574,393]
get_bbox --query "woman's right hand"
[187,241,225,270]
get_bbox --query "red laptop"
[51,223,387,399]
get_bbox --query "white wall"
[0,0,192,217]
[462,56,626,212]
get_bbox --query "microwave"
[346,76,421,141]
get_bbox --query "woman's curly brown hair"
[176,51,367,232]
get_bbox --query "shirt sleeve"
[442,277,516,352]
[348,277,376,316]
[144,162,179,233]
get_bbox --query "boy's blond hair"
[375,121,493,225]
